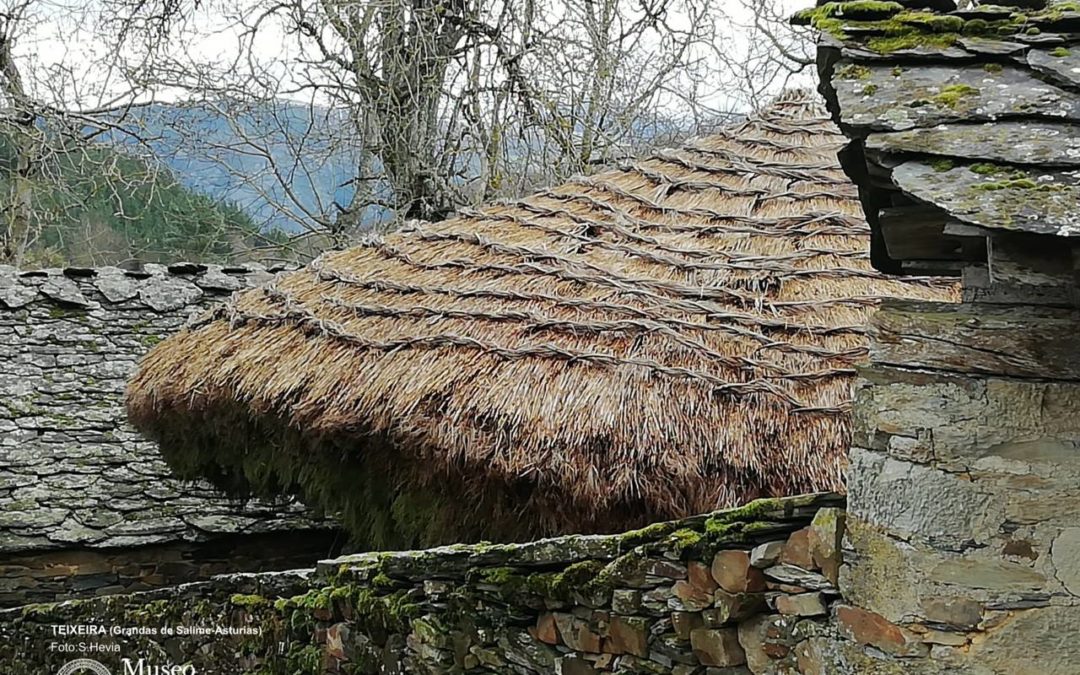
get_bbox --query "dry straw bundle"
[127,90,957,549]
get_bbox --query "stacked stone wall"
[0,494,847,674]
[0,264,336,606]
[0,530,341,607]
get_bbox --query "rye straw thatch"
[126,91,958,549]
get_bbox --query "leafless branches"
[0,0,815,265]
[110,0,814,260]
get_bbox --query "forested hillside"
[106,102,368,235]
[5,141,267,267]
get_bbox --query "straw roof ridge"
[126,89,958,549]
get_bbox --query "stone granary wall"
[794,0,1080,672]
[0,264,339,607]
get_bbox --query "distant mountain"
[105,100,715,236]
[106,101,383,234]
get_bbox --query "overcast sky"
[18,0,814,113]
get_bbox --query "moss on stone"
[595,550,646,587]
[836,64,872,80]
[796,2,1032,55]
[229,593,268,608]
[792,1,905,25]
[961,18,990,35]
[475,566,521,586]
[972,178,1064,192]
[284,645,322,675]
[1031,1,1080,22]
[706,496,784,525]
[895,11,964,33]
[930,84,980,109]
[520,559,608,601]
[866,31,958,53]
[669,529,705,556]
[862,84,879,96]
[970,162,1006,175]
[371,572,396,590]
[617,520,676,549]
[984,62,1004,73]
[1051,46,1071,57]
[930,159,956,172]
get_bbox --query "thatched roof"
[126,91,957,549]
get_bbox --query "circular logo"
[57,659,112,675]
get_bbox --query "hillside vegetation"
[6,140,266,268]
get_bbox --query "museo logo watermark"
[57,659,111,675]
[58,658,197,675]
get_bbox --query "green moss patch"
[836,64,873,80]
[930,84,980,109]
[796,4,1031,54]
[792,1,905,25]
[972,177,1065,192]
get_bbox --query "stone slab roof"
[0,263,334,554]
[795,0,1080,274]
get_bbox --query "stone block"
[928,558,1046,592]
[557,657,598,675]
[671,611,704,641]
[534,613,558,645]
[735,614,772,675]
[689,560,719,594]
[835,605,928,658]
[711,551,766,594]
[920,596,983,630]
[779,528,814,570]
[749,541,784,569]
[1050,527,1080,596]
[554,613,602,653]
[762,565,832,591]
[808,508,845,586]
[605,615,648,657]
[857,366,1080,475]
[840,516,924,622]
[612,589,642,615]
[920,629,968,647]
[774,593,826,617]
[709,590,766,625]
[847,448,1004,550]
[645,559,687,580]
[794,637,829,675]
[690,627,746,667]
[965,605,1080,673]
[673,580,715,612]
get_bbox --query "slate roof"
[0,264,332,554]
[795,0,1080,274]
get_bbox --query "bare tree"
[0,0,813,264]
[112,0,815,258]
[0,0,152,264]
[0,0,276,266]
[717,0,814,110]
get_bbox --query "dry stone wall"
[0,263,336,606]
[822,298,1080,674]
[0,494,848,674]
